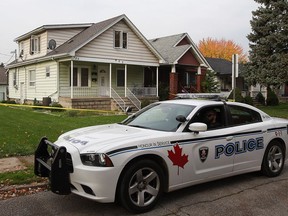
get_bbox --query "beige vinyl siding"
[76,21,159,64]
[9,62,58,101]
[47,28,86,50]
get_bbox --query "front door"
[98,66,109,96]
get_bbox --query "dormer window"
[30,35,40,54]
[114,31,127,49]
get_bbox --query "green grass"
[0,105,126,158]
[258,103,288,119]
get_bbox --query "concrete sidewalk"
[0,156,34,173]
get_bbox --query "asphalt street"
[0,161,287,216]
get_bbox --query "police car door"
[182,105,234,183]
[227,104,265,171]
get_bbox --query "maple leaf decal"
[168,144,189,175]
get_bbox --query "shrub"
[266,87,279,106]
[255,92,265,105]
[228,88,244,102]
[141,99,151,108]
[244,95,254,105]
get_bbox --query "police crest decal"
[199,147,209,162]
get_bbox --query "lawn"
[0,105,126,158]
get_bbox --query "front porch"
[57,61,159,111]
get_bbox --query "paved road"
[1,162,287,216]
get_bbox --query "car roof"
[159,99,224,106]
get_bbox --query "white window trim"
[70,67,91,87]
[114,30,128,49]
[29,70,36,87]
[30,35,41,55]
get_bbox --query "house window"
[144,67,156,87]
[13,71,17,86]
[70,67,89,87]
[81,68,89,86]
[114,31,128,49]
[46,66,50,77]
[29,70,36,87]
[30,35,40,54]
[185,72,196,86]
[117,69,125,87]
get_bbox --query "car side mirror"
[189,122,207,134]
[176,115,187,123]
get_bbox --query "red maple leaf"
[168,144,189,175]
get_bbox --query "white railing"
[127,88,141,110]
[130,86,157,96]
[111,88,126,112]
[59,87,99,98]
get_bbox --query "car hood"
[56,123,169,153]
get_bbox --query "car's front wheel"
[118,159,164,213]
[261,140,285,177]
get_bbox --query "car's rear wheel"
[261,141,285,177]
[118,159,164,213]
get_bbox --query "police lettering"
[215,137,264,159]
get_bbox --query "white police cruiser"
[35,99,288,213]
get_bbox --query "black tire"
[118,159,164,213]
[261,141,285,177]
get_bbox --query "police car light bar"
[176,92,231,101]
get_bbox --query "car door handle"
[226,136,233,141]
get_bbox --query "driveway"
[0,161,287,216]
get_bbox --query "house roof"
[205,57,232,75]
[0,65,8,85]
[8,14,164,68]
[149,33,211,69]
[14,23,93,42]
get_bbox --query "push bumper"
[34,137,72,195]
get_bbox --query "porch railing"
[59,87,99,98]
[127,88,141,110]
[111,88,126,112]
[130,86,157,96]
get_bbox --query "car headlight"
[80,153,114,167]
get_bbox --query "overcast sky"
[0,0,259,65]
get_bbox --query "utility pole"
[232,54,239,101]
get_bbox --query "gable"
[176,36,190,46]
[178,50,200,66]
[76,20,159,64]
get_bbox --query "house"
[149,33,211,98]
[6,14,164,111]
[205,57,245,93]
[0,64,8,101]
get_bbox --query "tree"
[244,0,288,89]
[198,37,248,63]
[202,70,220,93]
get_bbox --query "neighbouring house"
[0,64,8,101]
[6,14,165,111]
[149,33,212,98]
[205,57,245,93]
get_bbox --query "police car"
[35,99,288,213]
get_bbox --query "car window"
[189,105,226,130]
[228,105,262,126]
[122,103,195,132]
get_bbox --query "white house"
[6,14,164,111]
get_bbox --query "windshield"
[122,103,195,132]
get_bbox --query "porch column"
[109,63,112,97]
[70,60,74,99]
[124,64,127,97]
[169,64,178,99]
[196,66,201,92]
[156,66,159,97]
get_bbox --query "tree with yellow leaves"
[198,37,248,63]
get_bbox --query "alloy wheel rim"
[268,145,283,173]
[128,167,160,207]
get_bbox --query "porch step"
[112,98,140,113]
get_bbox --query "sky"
[0,0,259,65]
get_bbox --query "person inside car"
[204,109,221,129]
